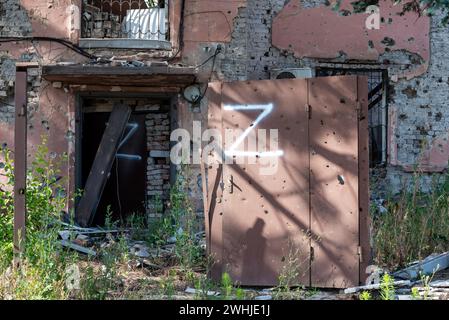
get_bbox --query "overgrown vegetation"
[0,138,77,299]
[273,243,309,300]
[4,137,449,300]
[0,141,222,300]
[372,171,449,270]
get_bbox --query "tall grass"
[0,137,77,299]
[1,141,207,299]
[373,171,449,270]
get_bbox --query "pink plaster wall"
[272,0,430,79]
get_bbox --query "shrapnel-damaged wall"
[385,9,449,193]
[216,0,449,196]
[1,0,449,209]
[0,0,86,208]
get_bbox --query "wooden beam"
[43,65,196,76]
[41,65,197,87]
[71,85,181,94]
[13,70,28,262]
[76,103,132,227]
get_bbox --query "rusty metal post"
[13,67,28,263]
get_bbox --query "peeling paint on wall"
[272,0,430,80]
[182,0,246,60]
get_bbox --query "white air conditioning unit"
[270,68,313,80]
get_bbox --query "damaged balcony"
[80,0,171,50]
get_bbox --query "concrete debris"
[60,240,97,256]
[185,287,220,297]
[167,227,185,244]
[393,251,449,280]
[148,61,169,67]
[429,280,449,288]
[58,230,72,241]
[254,295,272,300]
[131,60,146,68]
[130,243,151,258]
[73,234,92,247]
[365,265,386,285]
[136,259,162,270]
[373,199,388,214]
[167,236,177,244]
[393,286,449,300]
[344,280,411,294]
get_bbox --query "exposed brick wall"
[146,112,171,219]
[221,0,301,81]
[2,0,449,202]
[0,0,32,37]
[380,11,449,194]
[218,0,449,197]
[0,0,32,134]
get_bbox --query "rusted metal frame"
[13,68,28,263]
[76,103,132,227]
[357,76,370,285]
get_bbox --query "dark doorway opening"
[80,97,171,226]
[82,112,147,226]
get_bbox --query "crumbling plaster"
[272,0,430,80]
[217,0,447,195]
[1,0,449,200]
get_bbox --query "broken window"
[81,0,169,40]
[316,67,388,167]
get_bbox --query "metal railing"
[81,0,169,40]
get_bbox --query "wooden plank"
[72,85,181,93]
[76,103,131,227]
[13,70,28,261]
[41,66,197,87]
[42,65,196,75]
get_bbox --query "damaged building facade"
[0,0,446,287]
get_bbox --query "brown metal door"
[206,76,368,288]
[309,76,361,288]
[220,79,310,286]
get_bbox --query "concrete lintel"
[79,38,172,50]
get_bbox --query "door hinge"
[310,246,315,262]
[357,246,363,263]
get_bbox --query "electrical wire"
[0,36,99,60]
[197,46,220,102]
[183,46,221,104]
